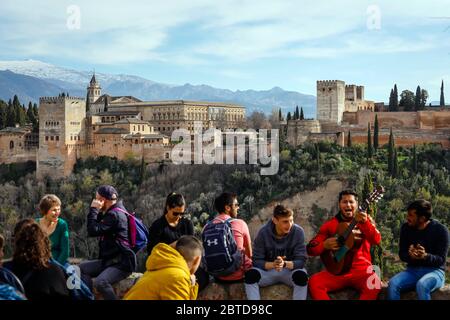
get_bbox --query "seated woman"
[3,219,70,301]
[147,192,209,290]
[36,194,70,266]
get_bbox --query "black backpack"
[202,217,242,277]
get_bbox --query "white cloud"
[0,0,449,64]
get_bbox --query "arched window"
[9,141,14,149]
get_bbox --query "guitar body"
[321,222,364,275]
[319,185,384,276]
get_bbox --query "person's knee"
[292,270,308,286]
[93,277,111,290]
[244,269,261,284]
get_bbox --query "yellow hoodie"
[123,242,198,300]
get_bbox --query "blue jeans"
[79,259,131,300]
[387,267,445,300]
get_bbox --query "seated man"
[124,235,202,300]
[388,199,449,300]
[307,189,382,300]
[244,205,308,300]
[80,185,136,300]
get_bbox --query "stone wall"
[110,273,450,300]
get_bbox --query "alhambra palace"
[0,76,449,179]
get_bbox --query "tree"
[86,92,90,113]
[388,128,395,175]
[300,107,304,120]
[367,122,373,158]
[347,131,352,147]
[411,144,418,173]
[278,108,283,121]
[388,88,394,111]
[6,99,15,127]
[27,102,37,127]
[415,86,421,111]
[393,84,399,111]
[399,90,415,111]
[393,148,399,178]
[247,111,270,129]
[420,89,428,110]
[0,100,6,129]
[440,80,445,107]
[295,105,300,120]
[287,112,292,121]
[374,114,379,151]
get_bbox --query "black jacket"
[3,261,70,301]
[87,200,136,272]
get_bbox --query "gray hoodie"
[253,220,307,270]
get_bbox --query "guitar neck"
[340,199,370,240]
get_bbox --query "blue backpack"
[202,217,242,277]
[112,207,150,253]
[0,284,26,300]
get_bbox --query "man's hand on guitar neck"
[355,210,368,224]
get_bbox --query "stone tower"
[37,96,86,179]
[87,73,101,105]
[316,80,345,124]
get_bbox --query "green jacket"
[36,217,70,265]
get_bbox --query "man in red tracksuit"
[307,189,382,300]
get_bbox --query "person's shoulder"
[231,218,248,227]
[431,219,448,233]
[58,218,68,227]
[292,224,305,234]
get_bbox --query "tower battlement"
[317,80,345,88]
[40,96,85,103]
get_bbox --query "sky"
[0,0,449,102]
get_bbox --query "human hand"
[414,244,427,260]
[323,237,340,251]
[355,210,368,223]
[91,198,104,209]
[190,274,196,286]
[274,256,286,272]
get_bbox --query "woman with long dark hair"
[3,219,70,300]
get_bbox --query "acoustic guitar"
[321,186,384,275]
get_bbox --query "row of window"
[45,121,60,126]
[70,121,81,126]
[45,136,59,141]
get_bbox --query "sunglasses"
[172,211,186,217]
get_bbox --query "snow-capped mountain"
[0,59,316,117]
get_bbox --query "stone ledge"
[111,273,450,300]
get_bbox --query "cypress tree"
[440,80,445,107]
[6,99,15,127]
[388,128,395,175]
[374,114,379,151]
[393,84,399,111]
[295,105,299,120]
[415,86,421,111]
[278,108,283,121]
[412,144,418,173]
[86,92,90,113]
[287,112,292,121]
[367,122,373,158]
[389,88,394,111]
[393,148,399,178]
[300,107,304,120]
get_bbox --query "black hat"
[97,185,118,200]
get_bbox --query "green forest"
[0,137,449,281]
